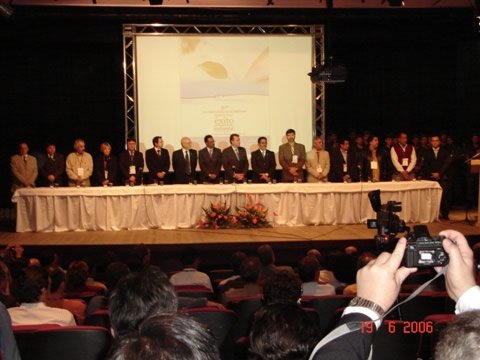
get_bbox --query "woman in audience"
[222,256,262,305]
[0,260,17,308]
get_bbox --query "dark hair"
[107,314,220,360]
[181,248,200,267]
[298,256,320,283]
[152,136,162,145]
[338,137,350,145]
[109,269,178,336]
[435,310,480,360]
[229,133,240,143]
[49,268,66,293]
[127,138,137,144]
[204,135,213,143]
[239,257,261,284]
[231,251,247,274]
[257,136,267,144]
[16,266,48,303]
[38,250,56,268]
[263,271,302,306]
[286,129,296,136]
[128,245,150,272]
[257,245,274,266]
[105,262,130,291]
[367,135,379,145]
[66,264,88,291]
[249,303,320,360]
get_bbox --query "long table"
[12,181,442,233]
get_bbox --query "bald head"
[181,137,192,150]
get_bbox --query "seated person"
[8,266,76,326]
[170,248,213,291]
[257,244,293,286]
[217,251,247,292]
[262,271,302,306]
[107,314,220,360]
[0,260,17,308]
[0,302,20,360]
[306,248,344,289]
[222,256,262,305]
[343,252,376,296]
[299,256,335,297]
[65,261,105,298]
[249,303,320,360]
[44,268,87,324]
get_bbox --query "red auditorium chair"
[301,295,354,336]
[174,285,214,300]
[13,325,112,360]
[416,314,455,360]
[180,306,238,359]
[83,309,111,330]
[397,292,451,322]
[226,295,263,341]
[372,320,420,360]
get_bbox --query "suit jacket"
[350,147,371,182]
[328,148,357,183]
[311,312,375,360]
[39,153,65,186]
[94,154,118,185]
[198,147,222,183]
[222,146,248,182]
[278,142,306,182]
[422,147,452,181]
[366,149,389,182]
[10,154,38,191]
[306,149,330,183]
[251,149,276,183]
[118,150,144,184]
[145,148,170,183]
[172,148,198,184]
[66,152,93,187]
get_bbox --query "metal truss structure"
[123,24,325,144]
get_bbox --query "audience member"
[0,260,16,308]
[435,310,480,360]
[170,248,213,291]
[257,244,293,286]
[343,252,376,296]
[107,314,220,360]
[222,256,262,304]
[8,266,76,326]
[218,251,247,291]
[45,268,87,324]
[306,248,344,289]
[299,256,335,297]
[127,244,151,272]
[262,271,302,306]
[0,302,21,360]
[65,260,106,296]
[109,268,178,337]
[249,303,321,360]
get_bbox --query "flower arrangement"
[234,195,271,228]
[198,202,234,229]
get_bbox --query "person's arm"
[323,152,330,177]
[436,229,479,314]
[10,157,27,185]
[406,147,417,173]
[390,147,404,172]
[65,154,77,181]
[30,157,38,184]
[297,144,306,169]
[84,153,93,179]
[305,152,318,177]
[278,145,289,170]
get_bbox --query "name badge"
[317,166,323,173]
[292,155,298,164]
[370,161,378,170]
[343,164,347,173]
[77,168,84,177]
[129,165,136,175]
[402,158,409,167]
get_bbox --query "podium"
[470,157,480,226]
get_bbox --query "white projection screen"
[135,34,315,170]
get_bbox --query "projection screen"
[134,33,315,170]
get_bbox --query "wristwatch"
[349,297,386,317]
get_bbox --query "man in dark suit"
[328,138,357,182]
[39,143,65,186]
[94,142,118,186]
[222,133,248,183]
[172,137,197,184]
[145,136,170,184]
[422,135,453,219]
[278,129,306,182]
[198,135,222,184]
[118,138,144,185]
[251,136,276,183]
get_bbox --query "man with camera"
[310,228,479,359]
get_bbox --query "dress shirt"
[302,281,336,297]
[390,145,417,173]
[8,302,76,326]
[170,268,213,291]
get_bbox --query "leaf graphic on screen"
[198,61,229,79]
[244,47,269,83]
[181,38,201,54]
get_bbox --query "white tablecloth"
[11,181,442,232]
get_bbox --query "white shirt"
[302,281,336,297]
[390,145,417,173]
[8,302,76,326]
[170,268,213,291]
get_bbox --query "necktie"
[130,152,134,163]
[262,150,266,158]
[434,149,438,159]
[157,149,161,157]
[209,148,213,158]
[185,151,191,175]
[316,151,320,163]
[234,148,239,161]
[291,145,295,155]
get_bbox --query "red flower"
[210,212,217,218]
[252,217,258,224]
[214,224,219,230]
[231,216,238,225]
